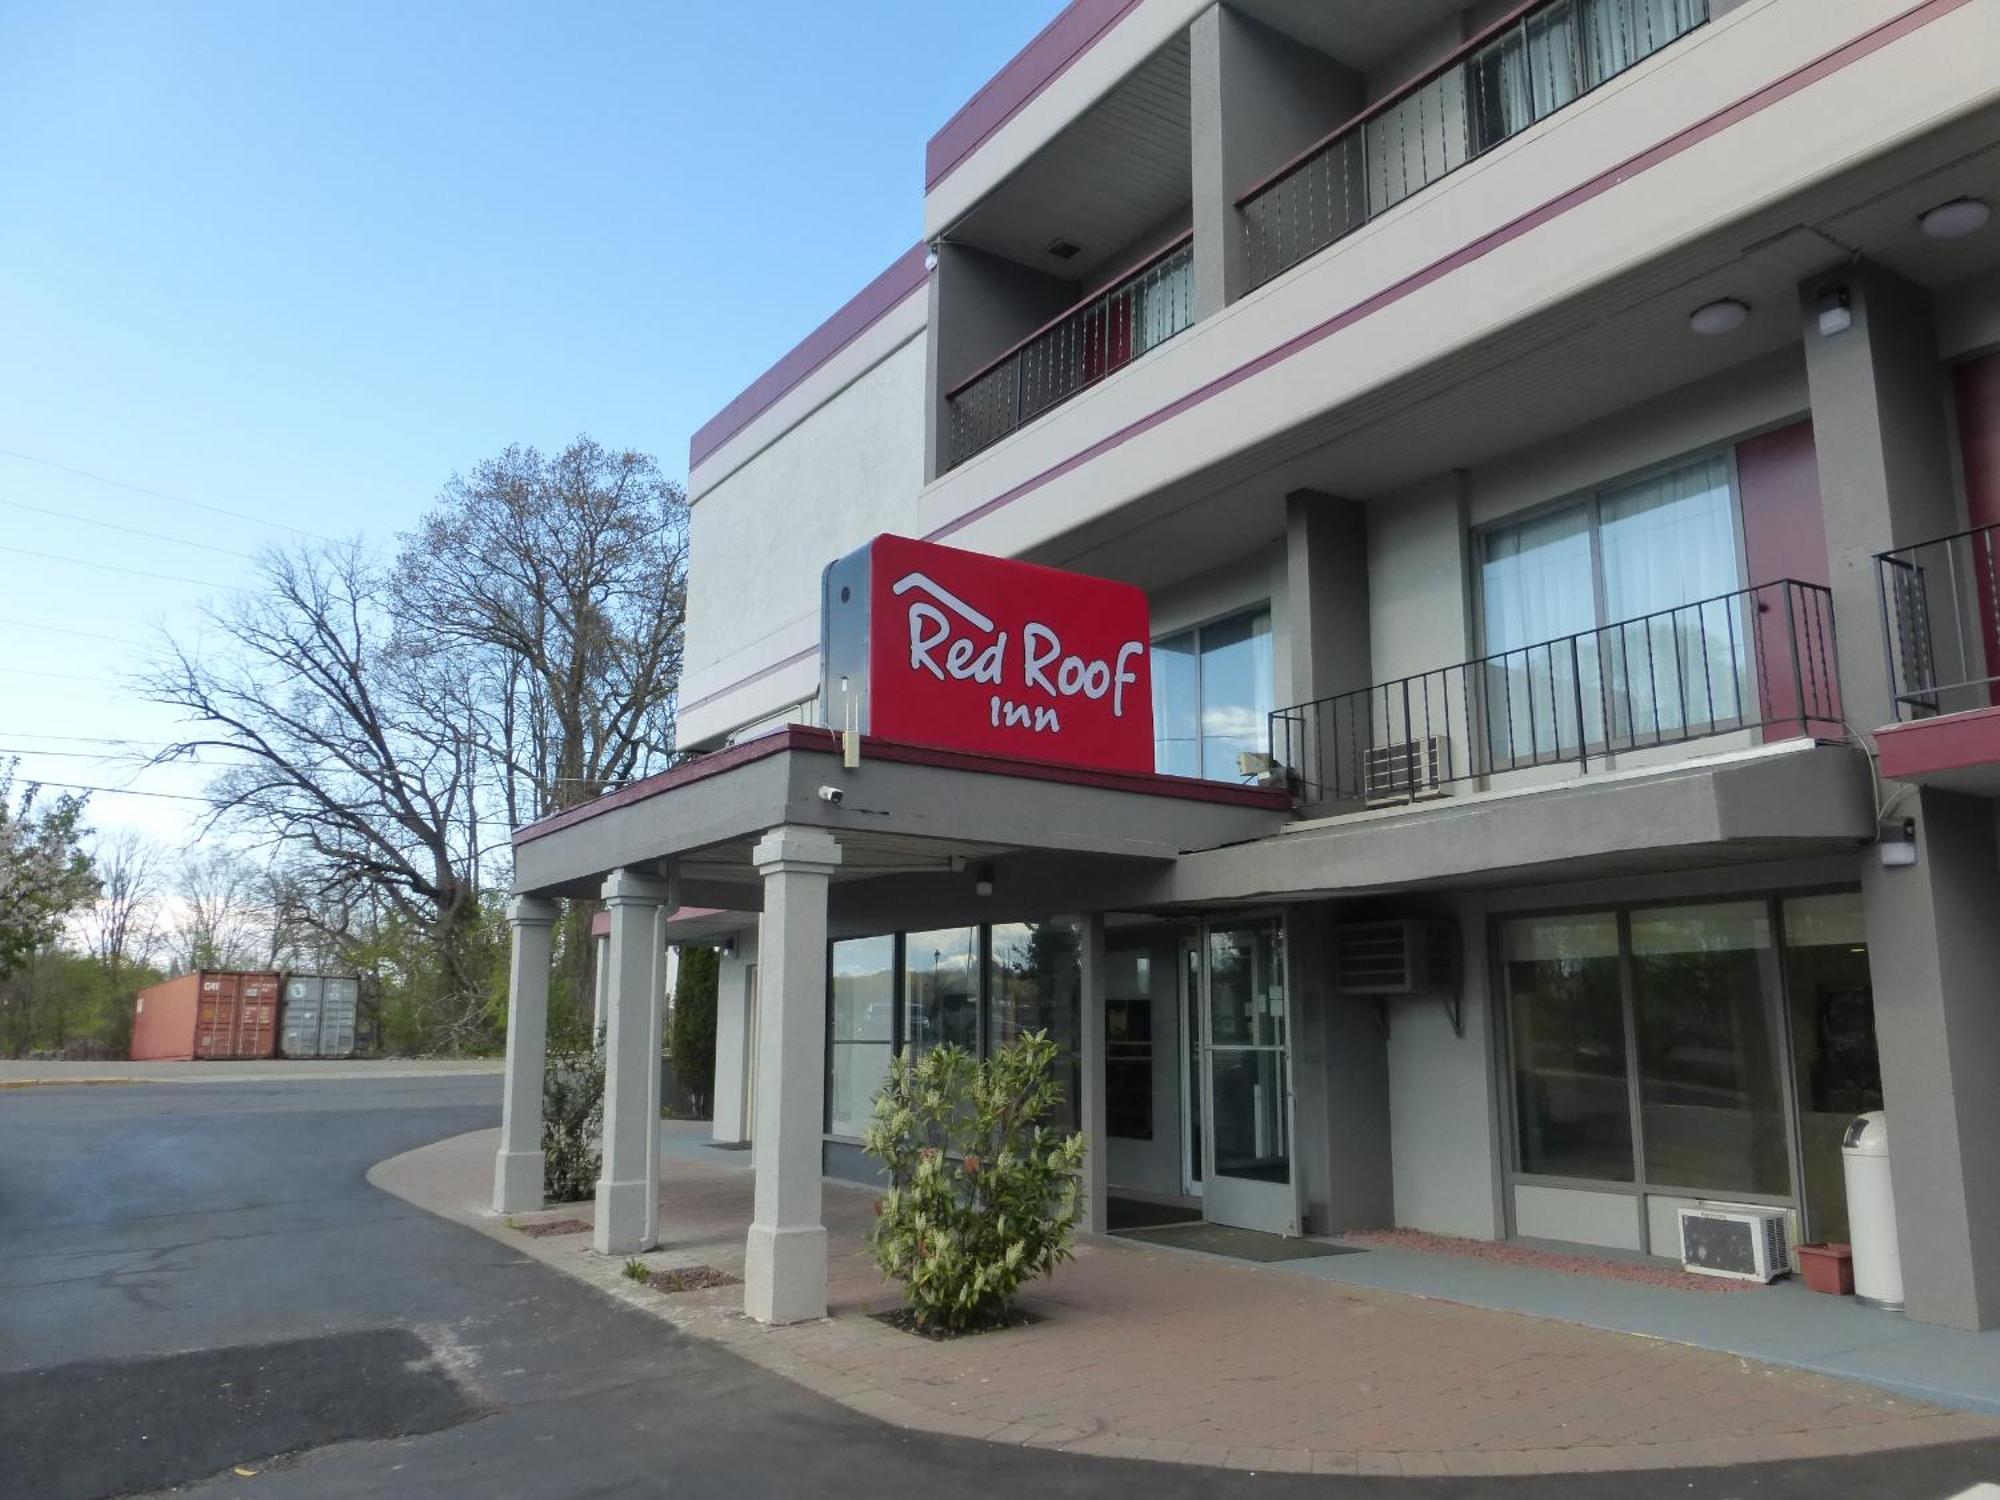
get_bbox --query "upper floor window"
[1479,453,1744,755]
[1152,607,1274,781]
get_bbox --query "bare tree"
[82,830,160,977]
[393,436,690,821]
[166,849,263,973]
[144,543,496,1048]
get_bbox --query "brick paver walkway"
[375,1129,2000,1477]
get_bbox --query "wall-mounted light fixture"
[973,864,995,898]
[923,242,940,272]
[1688,298,1750,336]
[1816,285,1854,337]
[1878,816,1917,869]
[1920,197,1991,241]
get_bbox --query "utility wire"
[0,617,149,648]
[24,779,216,803]
[0,445,339,543]
[0,543,235,590]
[0,665,125,685]
[0,496,259,560]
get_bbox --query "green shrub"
[542,1039,605,1203]
[862,1032,1086,1334]
[669,945,719,1116]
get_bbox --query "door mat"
[1108,1196,1202,1232]
[1114,1220,1366,1263]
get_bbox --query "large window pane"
[1152,631,1199,777]
[904,926,980,1059]
[828,935,895,1138]
[1106,940,1154,1141]
[1783,894,1881,1242]
[1198,610,1273,780]
[1630,902,1789,1196]
[989,920,1081,1132]
[1504,914,1632,1181]
[1599,457,1744,741]
[1482,505,1599,763]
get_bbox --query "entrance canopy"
[512,725,1291,918]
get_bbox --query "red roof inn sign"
[820,534,1155,774]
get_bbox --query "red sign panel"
[865,535,1154,774]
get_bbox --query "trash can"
[1841,1112,1904,1312]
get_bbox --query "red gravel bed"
[1340,1228,1770,1293]
[514,1217,593,1238]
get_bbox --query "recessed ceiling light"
[1688,298,1750,336]
[1920,197,1991,240]
[1046,238,1081,260]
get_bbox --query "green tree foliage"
[543,1039,606,1202]
[670,945,719,1116]
[0,764,97,983]
[863,1033,1087,1334]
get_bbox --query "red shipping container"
[131,970,283,1061]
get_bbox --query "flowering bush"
[862,1031,1086,1334]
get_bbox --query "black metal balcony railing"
[1269,581,1840,808]
[1877,521,2000,720]
[945,235,1194,470]
[1238,0,1709,293]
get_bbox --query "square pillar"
[644,901,674,1249]
[1077,912,1109,1236]
[711,930,758,1146]
[743,826,841,1324]
[591,931,610,1038]
[594,868,670,1256]
[493,895,559,1214]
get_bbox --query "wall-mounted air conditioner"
[1364,736,1448,804]
[1333,920,1460,997]
[1679,1205,1791,1283]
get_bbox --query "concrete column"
[1077,912,1109,1236]
[492,895,559,1214]
[711,932,757,1146]
[594,869,669,1256]
[1800,262,1963,721]
[644,900,674,1249]
[1191,5,1363,316]
[591,932,610,1038]
[1861,790,2000,1330]
[743,826,842,1324]
[1803,262,1999,1329]
[1285,490,1372,707]
[924,243,1073,481]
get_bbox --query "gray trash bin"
[1841,1111,1904,1312]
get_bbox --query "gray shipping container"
[281,976,324,1058]
[281,975,361,1058]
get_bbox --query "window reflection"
[828,935,895,1138]
[1151,608,1272,782]
[1504,914,1633,1182]
[904,927,980,1060]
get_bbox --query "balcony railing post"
[1569,633,1587,774]
[1400,677,1415,802]
[1784,580,1807,737]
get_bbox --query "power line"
[0,665,126,686]
[0,617,149,648]
[0,730,165,746]
[0,496,258,560]
[0,543,235,590]
[19,779,215,804]
[0,445,339,543]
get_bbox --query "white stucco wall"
[681,331,928,746]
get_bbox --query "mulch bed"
[641,1265,739,1294]
[1339,1227,1769,1293]
[870,1306,1038,1340]
[514,1217,593,1238]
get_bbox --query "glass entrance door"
[1196,917,1299,1236]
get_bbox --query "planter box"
[1798,1242,1854,1296]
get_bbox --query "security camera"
[817,784,845,805]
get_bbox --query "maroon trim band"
[926,0,1145,191]
[689,244,928,473]
[928,0,1971,545]
[1876,706,2000,783]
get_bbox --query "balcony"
[943,234,1194,471]
[1237,0,1709,294]
[1873,523,2000,796]
[1270,580,1841,810]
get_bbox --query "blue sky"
[0,0,1066,846]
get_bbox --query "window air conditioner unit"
[1364,736,1448,804]
[1678,1205,1791,1283]
[1333,920,1459,996]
